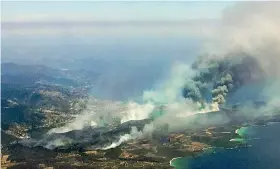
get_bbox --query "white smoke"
[43,137,73,150]
[47,100,154,135]
[48,61,219,134]
[101,123,154,150]
[47,62,209,136]
[119,102,154,123]
[48,110,98,134]
[143,62,194,104]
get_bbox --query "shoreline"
[170,122,280,168]
[170,156,182,166]
[170,125,251,168]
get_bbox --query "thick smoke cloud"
[183,2,280,105]
[183,54,266,105]
[205,2,280,78]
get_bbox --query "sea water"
[171,122,280,169]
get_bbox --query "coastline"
[170,156,182,166]
[170,125,249,168]
[170,121,280,169]
[169,147,216,168]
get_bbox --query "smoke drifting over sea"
[20,2,280,150]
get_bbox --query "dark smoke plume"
[182,54,266,104]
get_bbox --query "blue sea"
[171,122,280,169]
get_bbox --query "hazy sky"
[1,1,237,66]
[2,1,235,39]
[2,1,233,22]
